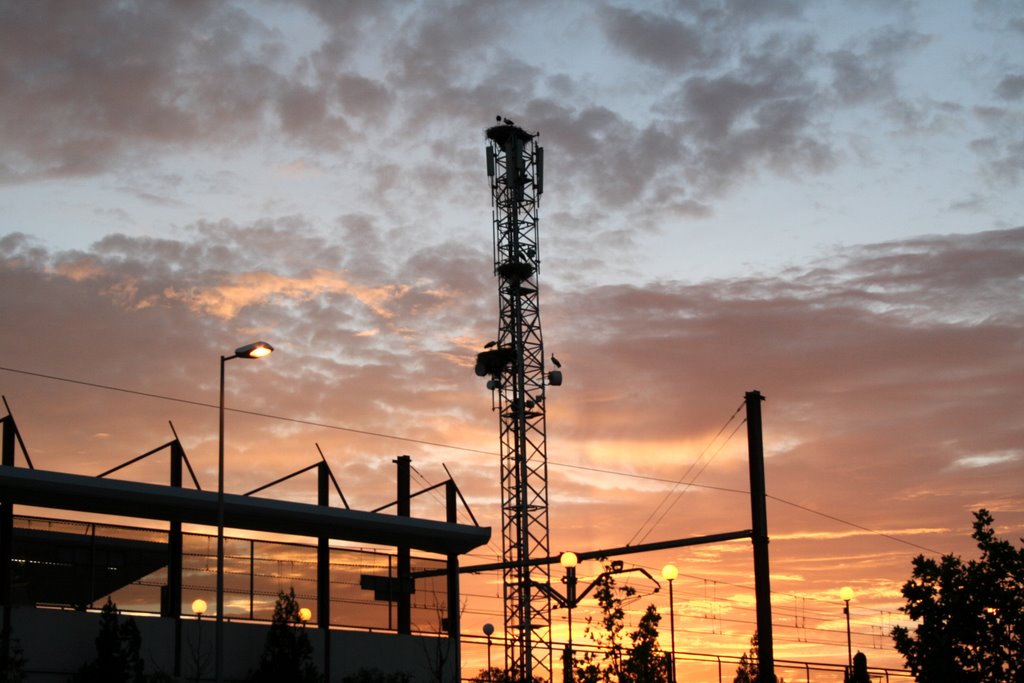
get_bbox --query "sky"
[1,0,1022,677]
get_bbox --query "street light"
[662,564,678,683]
[483,623,495,680]
[560,552,579,683]
[840,586,854,672]
[192,598,208,619]
[298,607,312,627]
[216,341,273,683]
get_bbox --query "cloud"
[597,6,712,71]
[3,223,1023,670]
[995,74,1024,100]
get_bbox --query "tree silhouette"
[732,633,781,683]
[249,588,321,683]
[574,560,668,683]
[892,509,1023,681]
[71,598,146,683]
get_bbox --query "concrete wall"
[7,607,456,682]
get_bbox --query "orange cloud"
[162,269,410,320]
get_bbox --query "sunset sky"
[1,1,1022,677]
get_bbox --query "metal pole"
[668,578,676,683]
[844,599,852,671]
[745,390,775,682]
[215,355,227,683]
[446,480,461,680]
[395,455,411,635]
[564,563,576,683]
[318,462,331,683]
[170,440,184,678]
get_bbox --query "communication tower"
[475,117,561,682]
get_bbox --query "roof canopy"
[0,467,490,556]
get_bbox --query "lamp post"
[840,586,854,673]
[483,623,494,681]
[560,552,578,683]
[299,607,312,628]
[216,341,273,683]
[192,598,208,683]
[662,564,678,683]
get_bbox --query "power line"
[0,365,496,456]
[766,495,943,555]
[1,364,945,556]
[628,400,745,546]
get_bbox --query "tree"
[732,633,782,683]
[892,509,1023,682]
[619,606,667,683]
[249,588,321,683]
[0,626,27,683]
[574,561,668,683]
[72,598,146,683]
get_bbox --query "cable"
[1,364,945,556]
[628,401,745,546]
[0,365,496,456]
[635,414,747,546]
[766,495,943,555]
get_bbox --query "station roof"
[0,467,490,556]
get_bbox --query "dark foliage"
[249,588,321,683]
[0,627,27,683]
[892,509,1023,682]
[574,560,669,683]
[341,668,411,683]
[732,632,782,683]
[71,598,146,683]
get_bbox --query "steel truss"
[479,121,552,682]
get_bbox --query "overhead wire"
[627,400,745,546]
[0,365,495,455]
[1,364,944,555]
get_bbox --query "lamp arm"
[529,579,569,608]
[576,567,663,604]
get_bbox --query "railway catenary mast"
[475,118,562,682]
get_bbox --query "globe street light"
[661,564,678,683]
[560,552,579,683]
[483,623,495,681]
[840,586,854,672]
[216,341,273,683]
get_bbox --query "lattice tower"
[475,120,558,682]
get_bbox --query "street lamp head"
[234,341,274,359]
[560,551,578,569]
[840,586,854,602]
[661,563,679,582]
[483,623,495,636]
[298,607,312,623]
[192,598,208,616]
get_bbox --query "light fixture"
[216,341,274,683]
[234,341,274,359]
[560,552,579,683]
[662,564,679,683]
[192,598,208,616]
[483,623,495,680]
[298,607,312,623]
[840,586,854,672]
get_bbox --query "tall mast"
[475,118,560,682]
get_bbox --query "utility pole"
[746,390,775,682]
